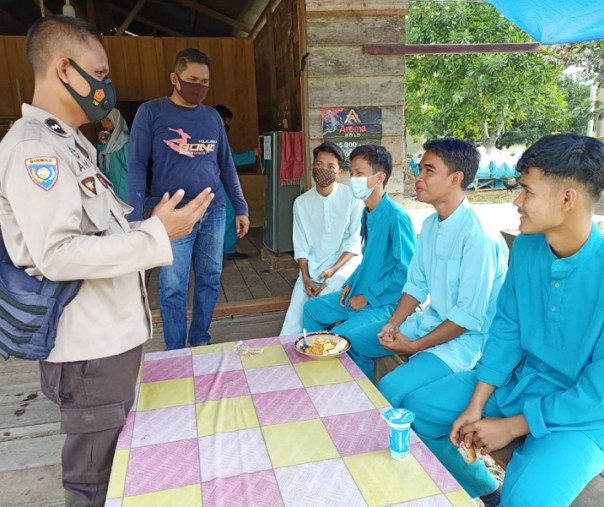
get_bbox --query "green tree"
[555,41,604,135]
[406,1,569,150]
[555,41,604,85]
[558,77,591,135]
[499,76,591,145]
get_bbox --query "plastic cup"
[382,408,415,460]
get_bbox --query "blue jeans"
[159,205,226,350]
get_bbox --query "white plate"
[294,332,351,360]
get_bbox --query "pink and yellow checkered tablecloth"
[105,336,474,506]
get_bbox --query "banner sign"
[321,107,382,168]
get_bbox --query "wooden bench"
[150,295,291,324]
[374,355,604,505]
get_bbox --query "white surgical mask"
[349,176,375,200]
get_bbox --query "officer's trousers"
[39,345,142,507]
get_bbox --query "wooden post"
[250,0,283,39]
[298,0,311,190]
[266,9,279,129]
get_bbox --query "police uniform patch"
[69,147,81,159]
[96,172,111,189]
[81,176,97,194]
[25,157,59,191]
[44,118,67,137]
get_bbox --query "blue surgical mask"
[349,176,374,200]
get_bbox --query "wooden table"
[105,336,474,506]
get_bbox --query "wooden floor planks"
[220,259,254,302]
[145,227,297,311]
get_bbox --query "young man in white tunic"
[280,142,363,335]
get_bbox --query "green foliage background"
[405,1,594,148]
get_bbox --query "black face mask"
[60,59,116,122]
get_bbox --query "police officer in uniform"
[0,16,214,506]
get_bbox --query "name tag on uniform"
[25,157,58,191]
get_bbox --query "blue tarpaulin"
[486,0,604,44]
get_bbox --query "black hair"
[422,137,479,190]
[313,141,345,166]
[213,104,233,119]
[174,48,212,73]
[349,144,393,187]
[517,134,604,201]
[26,15,102,76]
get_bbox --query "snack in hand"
[458,442,477,464]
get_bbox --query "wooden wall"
[104,36,259,156]
[0,35,265,224]
[0,36,33,137]
[0,36,259,157]
[254,0,302,134]
[304,0,408,195]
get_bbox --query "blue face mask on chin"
[60,58,116,123]
[349,176,375,200]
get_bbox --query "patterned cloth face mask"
[312,167,337,188]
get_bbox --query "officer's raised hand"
[152,188,214,240]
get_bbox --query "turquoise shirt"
[344,194,416,308]
[230,147,256,167]
[402,199,509,372]
[477,224,604,446]
[98,142,129,203]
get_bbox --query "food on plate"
[299,334,348,356]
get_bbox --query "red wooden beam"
[363,43,541,55]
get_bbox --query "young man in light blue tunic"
[405,134,604,507]
[280,142,363,335]
[302,145,416,340]
[344,138,509,393]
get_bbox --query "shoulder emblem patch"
[25,157,58,191]
[96,172,111,189]
[44,118,67,136]
[81,176,97,195]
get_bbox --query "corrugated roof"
[0,0,270,37]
